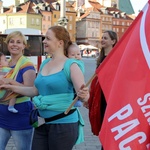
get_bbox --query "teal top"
[33,58,85,144]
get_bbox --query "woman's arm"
[0,68,38,97]
[1,70,36,86]
[0,84,38,97]
[22,69,36,86]
[70,63,89,102]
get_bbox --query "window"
[95,31,97,37]
[92,22,94,28]
[96,22,99,28]
[69,16,72,21]
[69,24,72,30]
[20,18,24,25]
[122,22,125,25]
[88,21,90,28]
[54,14,56,18]
[105,10,108,14]
[36,19,40,25]
[56,4,60,11]
[92,31,94,37]
[43,25,45,30]
[31,18,34,25]
[48,16,51,21]
[47,7,50,11]
[127,22,130,26]
[9,18,13,25]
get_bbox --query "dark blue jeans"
[32,122,78,150]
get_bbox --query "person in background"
[0,31,36,150]
[0,26,89,150]
[67,43,85,107]
[87,30,118,150]
[0,52,18,113]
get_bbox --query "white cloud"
[3,0,10,7]
[130,0,148,15]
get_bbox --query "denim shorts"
[0,127,33,150]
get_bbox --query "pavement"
[6,107,102,150]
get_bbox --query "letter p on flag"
[96,0,150,149]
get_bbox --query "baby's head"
[0,52,9,67]
[67,44,81,60]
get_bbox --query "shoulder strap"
[6,56,32,79]
[39,58,50,72]
[63,59,84,82]
[39,58,84,82]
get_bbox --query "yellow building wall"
[51,10,60,26]
[0,13,42,31]
[66,12,76,42]
[26,14,42,31]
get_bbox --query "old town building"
[0,0,134,47]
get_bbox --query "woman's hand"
[77,86,89,102]
[0,83,13,90]
[0,78,10,84]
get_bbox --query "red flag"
[96,1,150,149]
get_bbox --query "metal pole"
[60,0,65,18]
[58,0,68,27]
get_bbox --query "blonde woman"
[0,31,36,150]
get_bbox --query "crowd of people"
[0,26,89,150]
[0,25,118,150]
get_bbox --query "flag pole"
[64,73,96,114]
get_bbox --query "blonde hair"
[5,31,27,46]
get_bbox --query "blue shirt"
[0,63,35,130]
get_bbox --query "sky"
[2,0,148,15]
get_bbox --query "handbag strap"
[44,109,76,123]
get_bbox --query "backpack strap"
[39,58,50,72]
